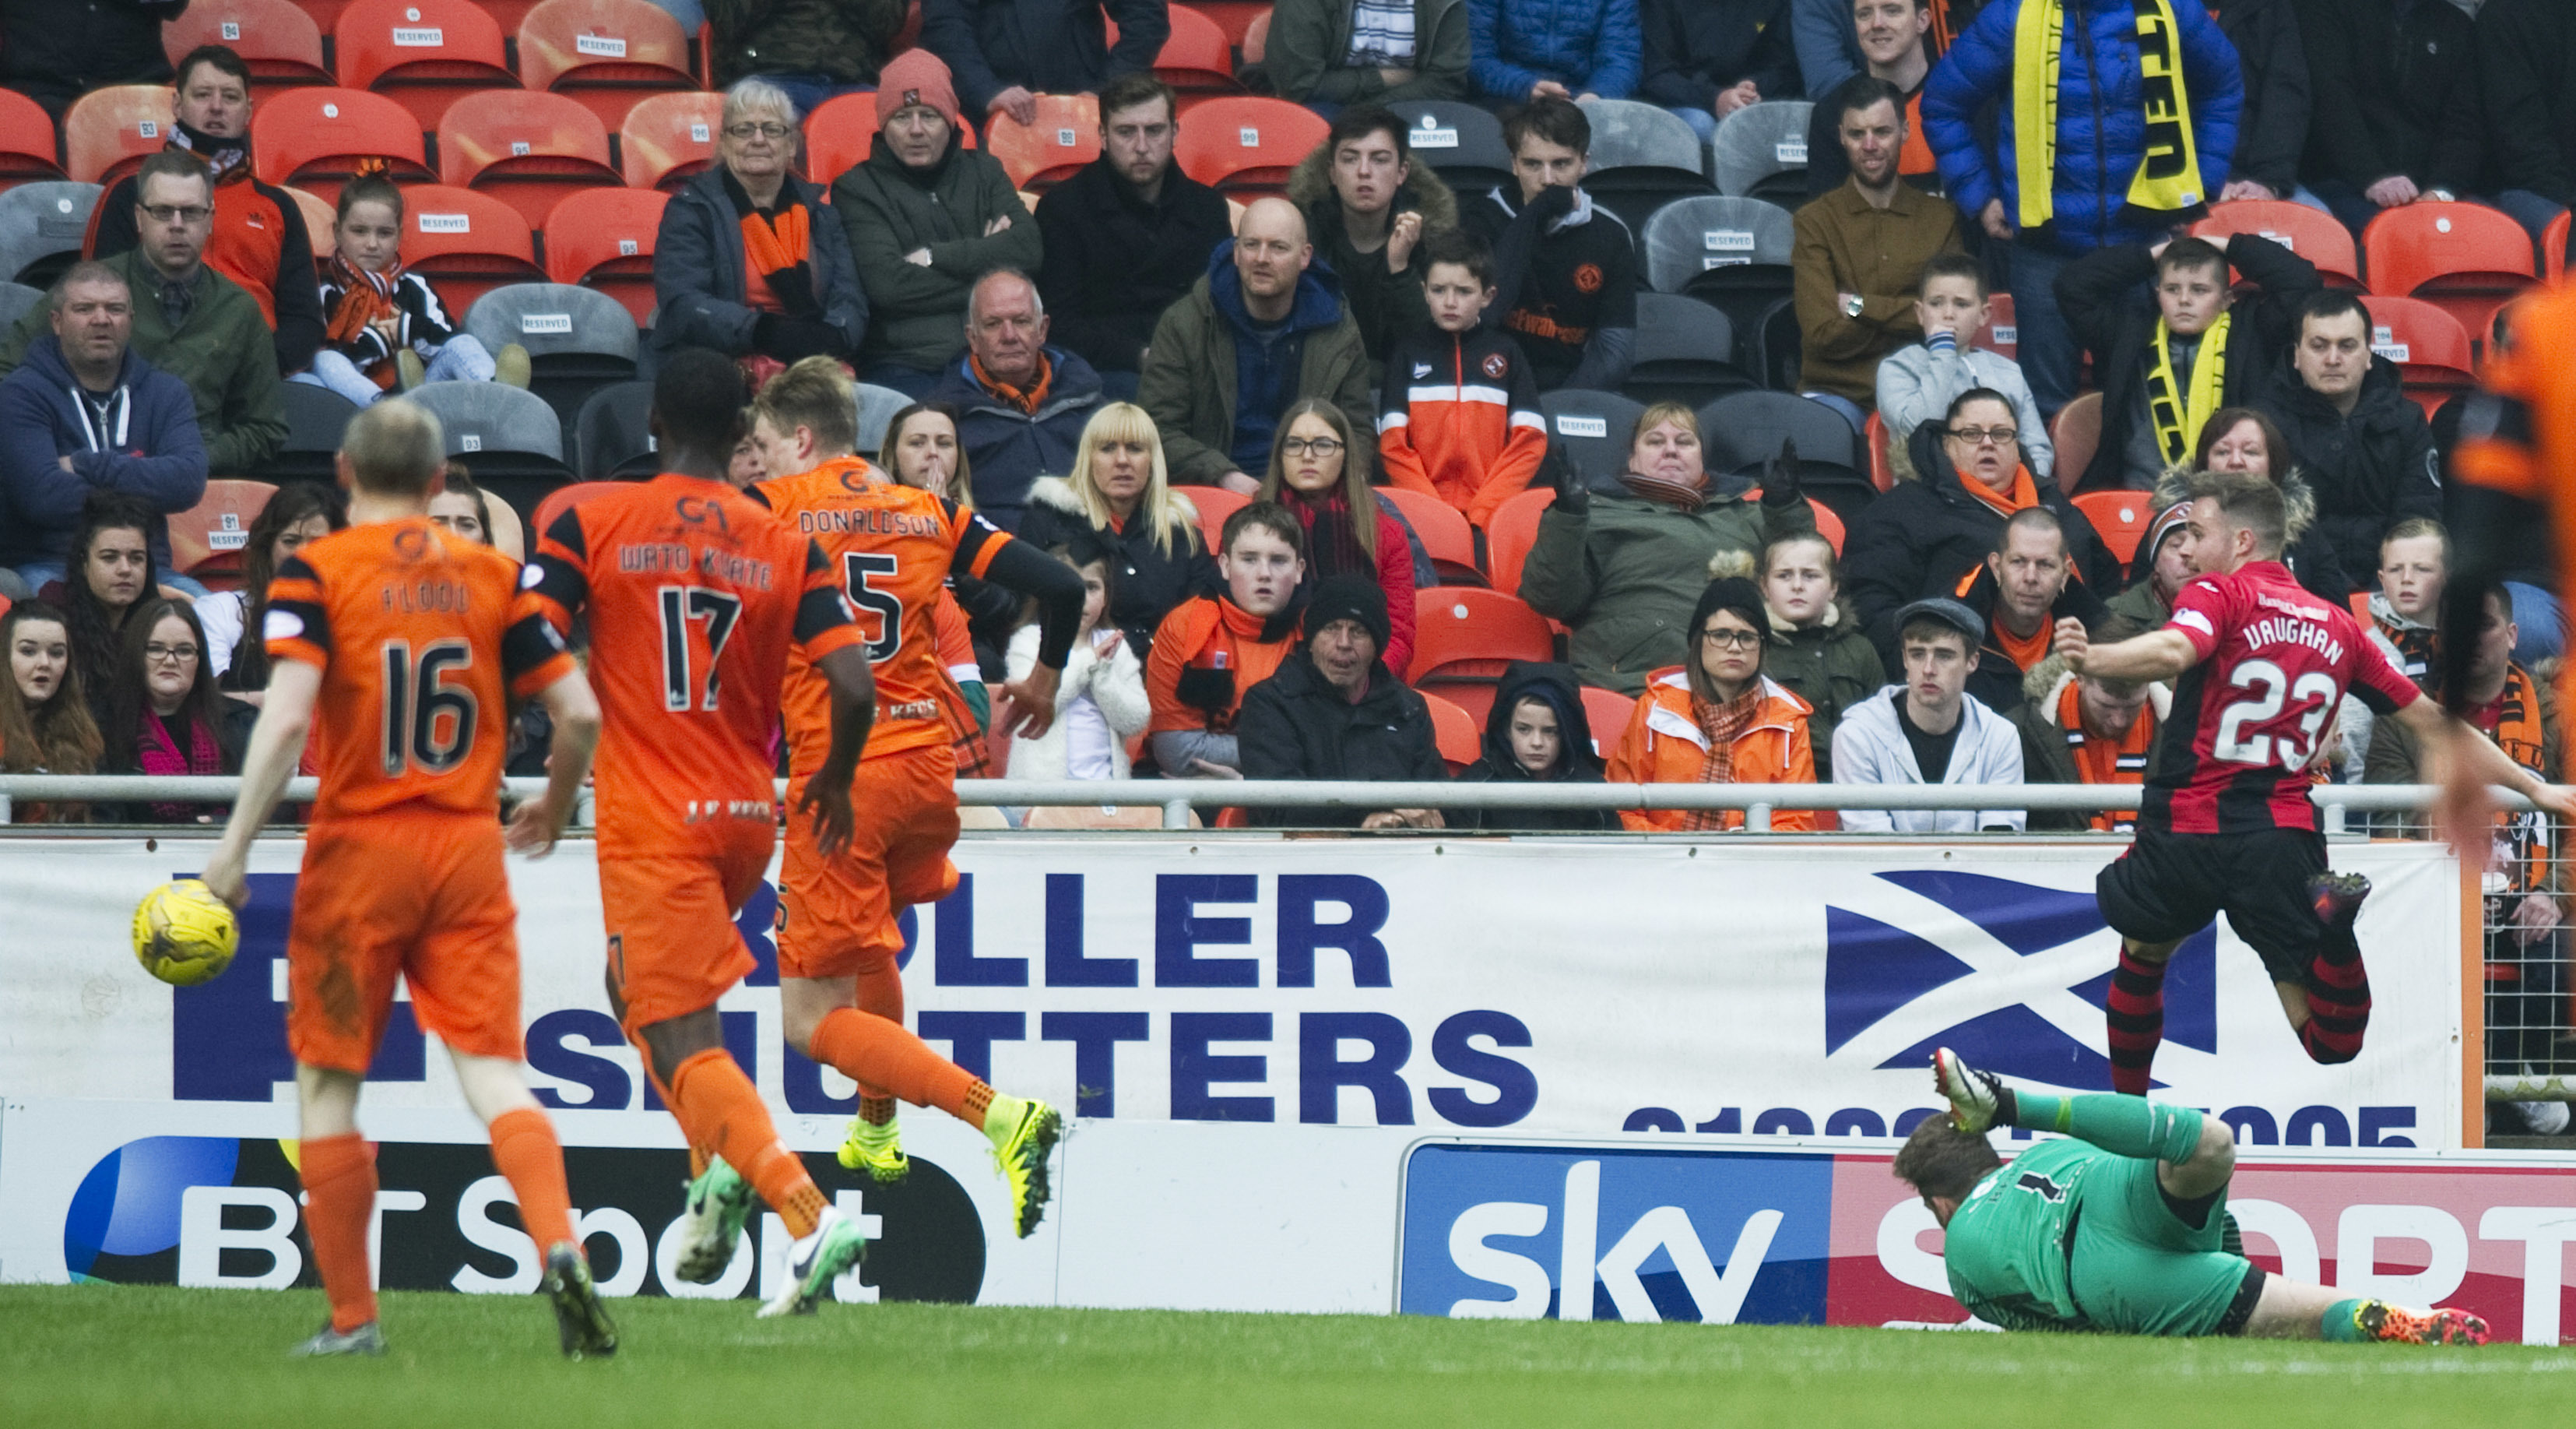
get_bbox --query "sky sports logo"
[1822,871,2217,1090]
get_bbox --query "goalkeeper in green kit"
[1895,1048,2490,1344]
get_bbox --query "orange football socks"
[808,1006,984,1124]
[667,1048,826,1237]
[487,1108,576,1253]
[299,1133,379,1333]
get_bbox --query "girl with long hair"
[202,482,346,692]
[41,491,161,718]
[0,600,103,822]
[1256,398,1415,676]
[100,597,250,823]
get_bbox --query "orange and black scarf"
[169,121,251,186]
[969,351,1053,414]
[323,252,405,388]
[1681,686,1764,832]
[722,168,821,319]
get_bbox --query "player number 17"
[2212,657,2338,770]
[657,585,743,712]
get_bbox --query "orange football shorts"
[599,825,774,1033]
[777,741,961,980]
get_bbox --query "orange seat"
[543,186,667,326]
[1411,586,1555,725]
[2363,202,2539,347]
[1186,484,1251,554]
[285,185,337,260]
[1578,685,1637,759]
[292,0,357,30]
[2358,294,2476,415]
[0,88,64,190]
[517,0,696,130]
[63,86,174,186]
[531,479,637,540]
[1190,0,1269,46]
[1172,96,1327,197]
[1972,290,2015,361]
[1805,495,1843,556]
[2348,590,2370,622]
[620,90,722,191]
[437,89,621,229]
[1421,689,1480,772]
[1480,484,1554,596]
[395,183,544,315]
[2549,210,2570,285]
[2192,199,2363,289]
[170,479,279,578]
[2072,490,2151,565]
[1862,410,1892,493]
[251,88,435,202]
[1374,484,1480,584]
[984,93,1101,192]
[2050,391,2103,491]
[1151,3,1239,95]
[333,0,517,130]
[163,0,336,102]
[803,90,978,188]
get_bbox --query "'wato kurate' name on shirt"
[792,508,943,539]
[614,543,777,590]
[2244,614,2342,664]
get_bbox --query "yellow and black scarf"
[2013,0,2205,230]
[2143,311,2230,466]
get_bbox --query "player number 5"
[2212,657,2338,770]
[842,551,903,663]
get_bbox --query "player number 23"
[2212,657,2338,770]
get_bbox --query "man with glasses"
[1035,75,1232,396]
[88,45,325,378]
[927,268,1105,528]
[1,152,285,486]
[0,261,206,593]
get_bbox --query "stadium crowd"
[0,0,2567,846]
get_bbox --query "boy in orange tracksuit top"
[1377,230,1548,527]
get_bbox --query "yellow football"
[132,879,240,987]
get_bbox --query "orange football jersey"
[754,456,1020,770]
[264,517,574,822]
[527,473,863,859]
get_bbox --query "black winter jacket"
[1446,660,1614,831]
[0,0,184,111]
[1847,422,2121,661]
[2478,0,2576,209]
[2293,0,2483,195]
[1237,653,1448,826]
[919,0,1169,114]
[2056,232,2320,492]
[1015,474,1221,658]
[1034,157,1235,375]
[2213,0,2311,198]
[1638,0,1801,114]
[924,345,1105,527]
[2254,354,2441,593]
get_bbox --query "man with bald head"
[1138,196,1373,494]
[926,267,1105,529]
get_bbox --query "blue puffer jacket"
[1922,0,2243,252]
[1467,0,1641,100]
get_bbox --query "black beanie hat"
[1305,573,1392,651]
[1689,575,1767,643]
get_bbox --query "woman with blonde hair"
[1257,397,1416,676]
[1020,401,1218,657]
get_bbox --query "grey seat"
[1537,389,1647,487]
[464,281,642,446]
[1629,290,1755,407]
[1642,195,1797,379]
[1576,100,1713,234]
[1386,100,1513,198]
[263,382,364,482]
[1697,390,1868,517]
[1711,100,1815,205]
[0,182,101,288]
[856,381,910,458]
[403,381,571,526]
[574,379,658,479]
[0,280,42,335]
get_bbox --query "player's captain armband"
[2170,609,2215,636]
[263,608,305,640]
[521,563,544,589]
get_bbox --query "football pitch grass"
[3,1285,2570,1428]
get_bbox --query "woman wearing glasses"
[651,77,869,373]
[97,597,251,824]
[1256,398,1418,678]
[1603,575,1819,832]
[1847,387,2118,661]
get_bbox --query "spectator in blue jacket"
[1921,0,2242,421]
[920,0,1169,129]
[0,263,207,593]
[1641,0,1802,144]
[1467,0,1641,104]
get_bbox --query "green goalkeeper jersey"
[1939,1138,2103,1332]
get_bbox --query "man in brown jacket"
[1791,74,1962,429]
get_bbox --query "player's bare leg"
[782,973,1064,1237]
[290,1065,385,1357]
[633,1005,864,1316]
[2107,936,2183,1096]
[448,1051,615,1358]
